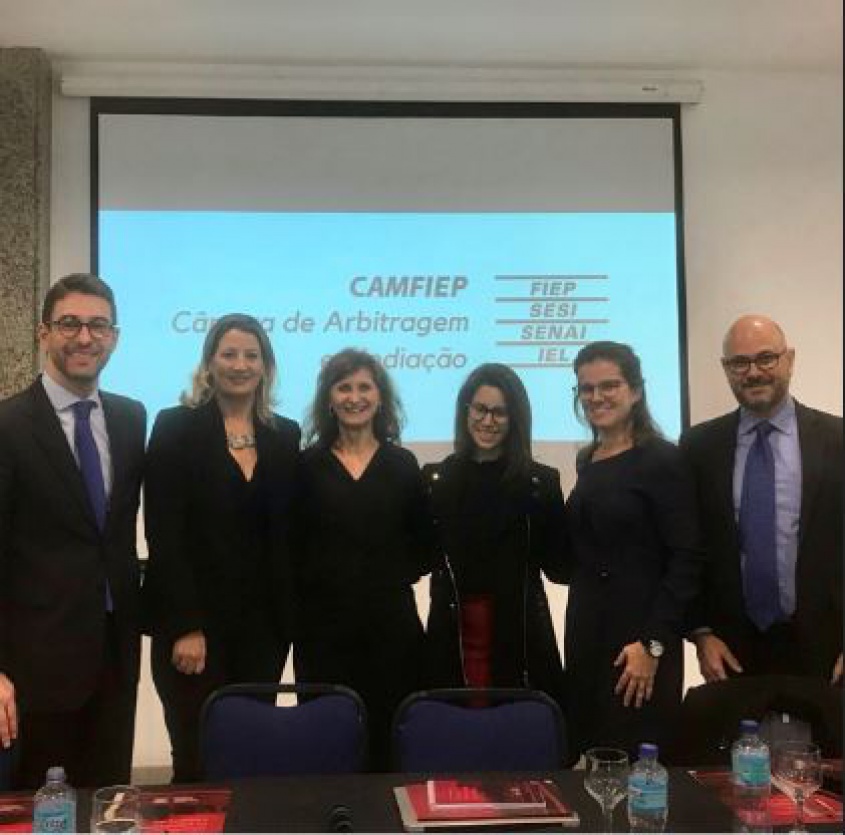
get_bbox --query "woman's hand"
[172,630,207,675]
[613,641,658,708]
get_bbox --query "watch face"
[648,640,665,658]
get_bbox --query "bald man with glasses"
[680,315,842,687]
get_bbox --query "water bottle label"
[733,751,770,787]
[629,779,668,812]
[33,801,74,833]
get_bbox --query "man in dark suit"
[680,315,842,686]
[0,273,146,789]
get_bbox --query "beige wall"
[683,69,843,420]
[47,65,843,769]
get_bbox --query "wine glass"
[90,785,141,833]
[584,747,630,833]
[772,742,822,834]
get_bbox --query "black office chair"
[392,687,569,773]
[672,674,843,765]
[200,682,368,779]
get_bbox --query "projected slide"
[100,210,681,442]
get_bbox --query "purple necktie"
[72,400,113,611]
[739,420,782,631]
[72,400,107,530]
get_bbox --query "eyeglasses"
[721,349,786,376]
[468,401,509,422]
[47,316,116,339]
[573,379,626,399]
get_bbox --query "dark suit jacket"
[679,400,843,677]
[142,401,300,645]
[0,378,146,712]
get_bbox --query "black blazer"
[422,455,567,698]
[679,401,843,677]
[0,378,146,712]
[142,401,300,644]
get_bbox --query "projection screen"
[93,100,688,460]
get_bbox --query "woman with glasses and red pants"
[422,363,568,714]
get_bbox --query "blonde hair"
[181,314,277,425]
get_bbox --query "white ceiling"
[2,0,842,73]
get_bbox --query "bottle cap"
[639,742,659,757]
[46,766,66,782]
[740,719,759,734]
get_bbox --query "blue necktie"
[739,420,782,631]
[72,400,113,611]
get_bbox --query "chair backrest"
[200,682,367,780]
[673,674,843,765]
[392,688,567,773]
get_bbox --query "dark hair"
[181,313,277,425]
[42,273,117,324]
[305,348,404,447]
[572,341,662,451]
[454,363,533,482]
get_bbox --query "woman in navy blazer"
[143,314,300,782]
[564,341,703,758]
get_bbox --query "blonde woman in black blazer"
[143,314,299,782]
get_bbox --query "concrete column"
[0,48,51,398]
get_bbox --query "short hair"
[305,348,404,448]
[454,362,533,482]
[181,313,277,425]
[572,340,662,450]
[42,273,117,324]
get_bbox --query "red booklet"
[394,779,580,830]
[0,793,32,833]
[139,787,231,833]
[426,778,548,811]
[690,769,843,827]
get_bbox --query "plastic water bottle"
[731,719,771,832]
[33,766,77,833]
[627,742,669,832]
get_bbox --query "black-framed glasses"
[467,401,509,422]
[573,379,626,399]
[48,316,117,339]
[721,349,786,375]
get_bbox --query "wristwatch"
[641,638,665,659]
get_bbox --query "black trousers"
[15,618,138,790]
[294,598,424,772]
[151,628,288,783]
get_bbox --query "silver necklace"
[227,433,256,450]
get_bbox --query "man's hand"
[0,672,17,749]
[695,633,743,682]
[613,642,659,708]
[171,631,207,676]
[831,653,843,685]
